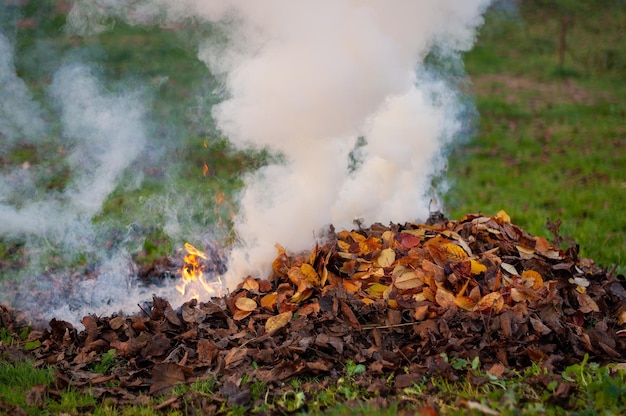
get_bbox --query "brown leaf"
[258,360,306,382]
[224,348,248,369]
[197,339,219,364]
[340,301,361,330]
[143,333,171,357]
[577,293,600,313]
[150,363,188,395]
[435,284,456,308]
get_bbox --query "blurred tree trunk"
[558,16,573,70]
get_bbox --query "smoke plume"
[1,1,491,323]
[68,0,491,288]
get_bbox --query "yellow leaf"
[272,244,289,278]
[496,210,511,223]
[235,297,257,312]
[470,260,487,275]
[366,283,389,298]
[337,240,351,252]
[444,243,468,261]
[361,298,375,305]
[377,248,396,268]
[422,287,436,302]
[289,287,313,303]
[265,311,292,334]
[300,263,320,286]
[454,296,476,311]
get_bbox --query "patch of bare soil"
[1,212,625,414]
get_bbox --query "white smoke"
[0,33,47,145]
[67,0,491,291]
[0,36,154,321]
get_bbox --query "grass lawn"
[445,1,625,274]
[0,1,625,414]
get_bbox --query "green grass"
[1,0,625,414]
[445,0,626,273]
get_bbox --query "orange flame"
[176,242,222,299]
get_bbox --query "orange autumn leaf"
[260,292,278,310]
[300,263,320,286]
[342,279,361,294]
[477,292,504,314]
[233,310,252,321]
[521,270,543,289]
[454,296,476,311]
[272,244,289,278]
[366,283,389,298]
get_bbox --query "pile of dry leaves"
[1,211,625,412]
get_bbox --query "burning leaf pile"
[1,212,625,412]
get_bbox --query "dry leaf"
[521,270,543,289]
[577,293,600,313]
[470,260,487,275]
[366,283,389,298]
[241,277,260,292]
[443,243,468,261]
[260,292,278,310]
[454,296,476,311]
[496,210,511,223]
[377,248,396,267]
[435,284,456,308]
[235,297,257,312]
[477,292,504,314]
[265,311,293,334]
